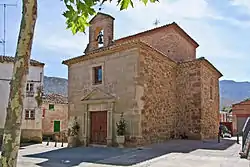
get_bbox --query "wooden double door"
[90,111,107,145]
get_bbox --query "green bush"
[116,113,126,136]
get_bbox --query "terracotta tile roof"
[0,55,45,66]
[43,93,68,104]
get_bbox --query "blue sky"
[1,0,250,81]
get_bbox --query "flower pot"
[68,136,78,147]
[116,135,125,148]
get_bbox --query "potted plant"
[116,112,126,147]
[68,117,80,147]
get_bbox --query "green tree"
[0,0,159,166]
[63,0,159,34]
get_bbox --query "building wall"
[117,28,196,62]
[176,60,202,139]
[232,100,250,134]
[200,62,220,139]
[0,62,44,143]
[42,103,68,135]
[175,60,220,140]
[68,48,140,143]
[138,47,177,145]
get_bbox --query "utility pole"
[0,3,17,57]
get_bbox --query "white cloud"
[105,1,236,57]
[34,24,88,57]
[230,0,250,17]
[230,0,250,10]
[108,0,218,20]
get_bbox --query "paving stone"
[0,138,249,167]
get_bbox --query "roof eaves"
[0,55,45,66]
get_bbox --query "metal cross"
[153,19,160,27]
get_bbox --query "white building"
[0,56,45,143]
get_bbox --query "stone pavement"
[0,137,249,167]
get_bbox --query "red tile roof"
[42,93,68,104]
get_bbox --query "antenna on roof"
[0,3,17,57]
[153,19,160,27]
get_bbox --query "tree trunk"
[0,0,37,167]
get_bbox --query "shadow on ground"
[0,142,36,151]
[24,138,237,167]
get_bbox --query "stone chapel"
[62,12,222,147]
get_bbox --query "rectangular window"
[210,86,213,100]
[26,83,34,92]
[49,104,55,111]
[210,79,213,100]
[93,66,102,84]
[25,109,35,120]
[26,83,34,97]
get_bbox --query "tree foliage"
[63,0,159,34]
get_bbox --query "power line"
[0,3,17,57]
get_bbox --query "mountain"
[43,76,250,109]
[43,76,68,96]
[219,80,250,108]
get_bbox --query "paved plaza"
[0,137,249,167]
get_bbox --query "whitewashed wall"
[0,62,44,130]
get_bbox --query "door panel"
[54,121,60,132]
[90,111,107,144]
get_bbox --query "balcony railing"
[26,91,34,97]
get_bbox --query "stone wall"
[116,26,196,62]
[138,47,177,145]
[200,61,220,139]
[1,128,42,145]
[176,60,202,139]
[21,129,42,143]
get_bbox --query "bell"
[98,37,103,44]
[97,31,104,44]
